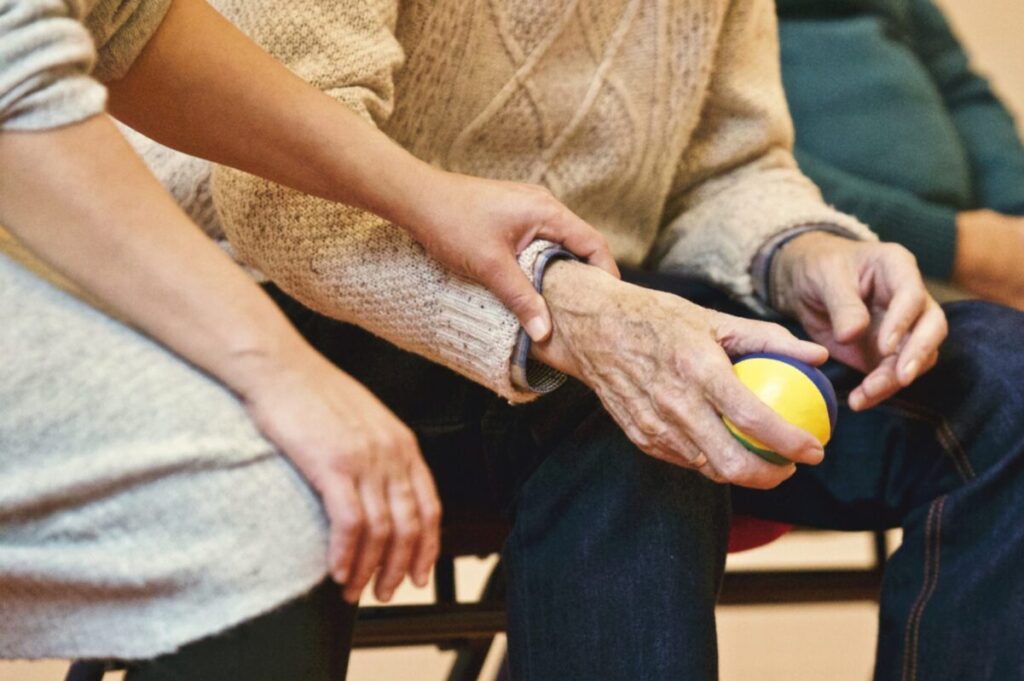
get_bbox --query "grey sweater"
[0,0,170,131]
[1,0,331,660]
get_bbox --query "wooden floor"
[2,531,886,681]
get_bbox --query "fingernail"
[886,332,901,354]
[901,359,919,383]
[380,589,394,602]
[525,316,550,342]
[413,572,428,588]
[333,569,349,584]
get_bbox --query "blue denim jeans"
[268,274,1024,681]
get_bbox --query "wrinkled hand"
[404,171,620,342]
[532,261,829,489]
[953,210,1024,310]
[772,232,948,412]
[236,346,441,604]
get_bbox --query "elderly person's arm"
[201,0,604,402]
[108,0,615,346]
[532,0,946,488]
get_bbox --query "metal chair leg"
[447,559,506,681]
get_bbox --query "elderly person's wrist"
[758,226,864,315]
[528,258,638,378]
[527,259,619,379]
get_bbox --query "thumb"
[821,277,871,343]
[482,256,552,342]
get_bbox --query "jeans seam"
[901,495,947,681]
[880,398,977,482]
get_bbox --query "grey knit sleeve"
[0,0,105,130]
[1,0,171,131]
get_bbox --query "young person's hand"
[236,347,441,605]
[402,172,620,342]
[771,232,948,411]
[953,210,1024,310]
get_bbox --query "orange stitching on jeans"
[884,399,976,481]
[901,496,947,681]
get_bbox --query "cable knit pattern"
[173,0,875,403]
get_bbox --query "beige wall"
[936,0,1024,123]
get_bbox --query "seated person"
[0,0,615,676]
[777,0,1024,308]
[136,0,1024,678]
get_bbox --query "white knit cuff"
[432,239,570,404]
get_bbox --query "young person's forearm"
[105,0,436,231]
[0,115,313,395]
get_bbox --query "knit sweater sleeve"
[0,0,169,131]
[207,0,555,403]
[0,0,104,130]
[651,0,876,312]
[908,0,1024,216]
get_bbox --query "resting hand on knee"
[770,232,948,411]
[237,348,441,604]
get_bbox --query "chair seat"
[728,515,794,553]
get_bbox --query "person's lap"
[630,270,1024,680]
[733,301,1024,680]
[268,276,1024,680]
[0,254,333,663]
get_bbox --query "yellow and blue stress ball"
[724,352,838,465]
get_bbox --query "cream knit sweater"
[151,0,875,403]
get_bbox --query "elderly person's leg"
[498,394,730,681]
[0,254,348,675]
[732,301,1024,681]
[267,284,732,680]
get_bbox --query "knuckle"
[885,242,916,265]
[325,452,357,479]
[395,518,422,541]
[397,426,419,451]
[650,385,681,413]
[718,462,747,486]
[338,509,365,534]
[367,516,392,541]
[633,410,664,437]
[421,501,442,528]
[725,402,764,434]
[336,433,371,461]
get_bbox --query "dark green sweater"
[777,0,1024,279]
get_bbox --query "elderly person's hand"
[770,232,949,411]
[531,261,829,490]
